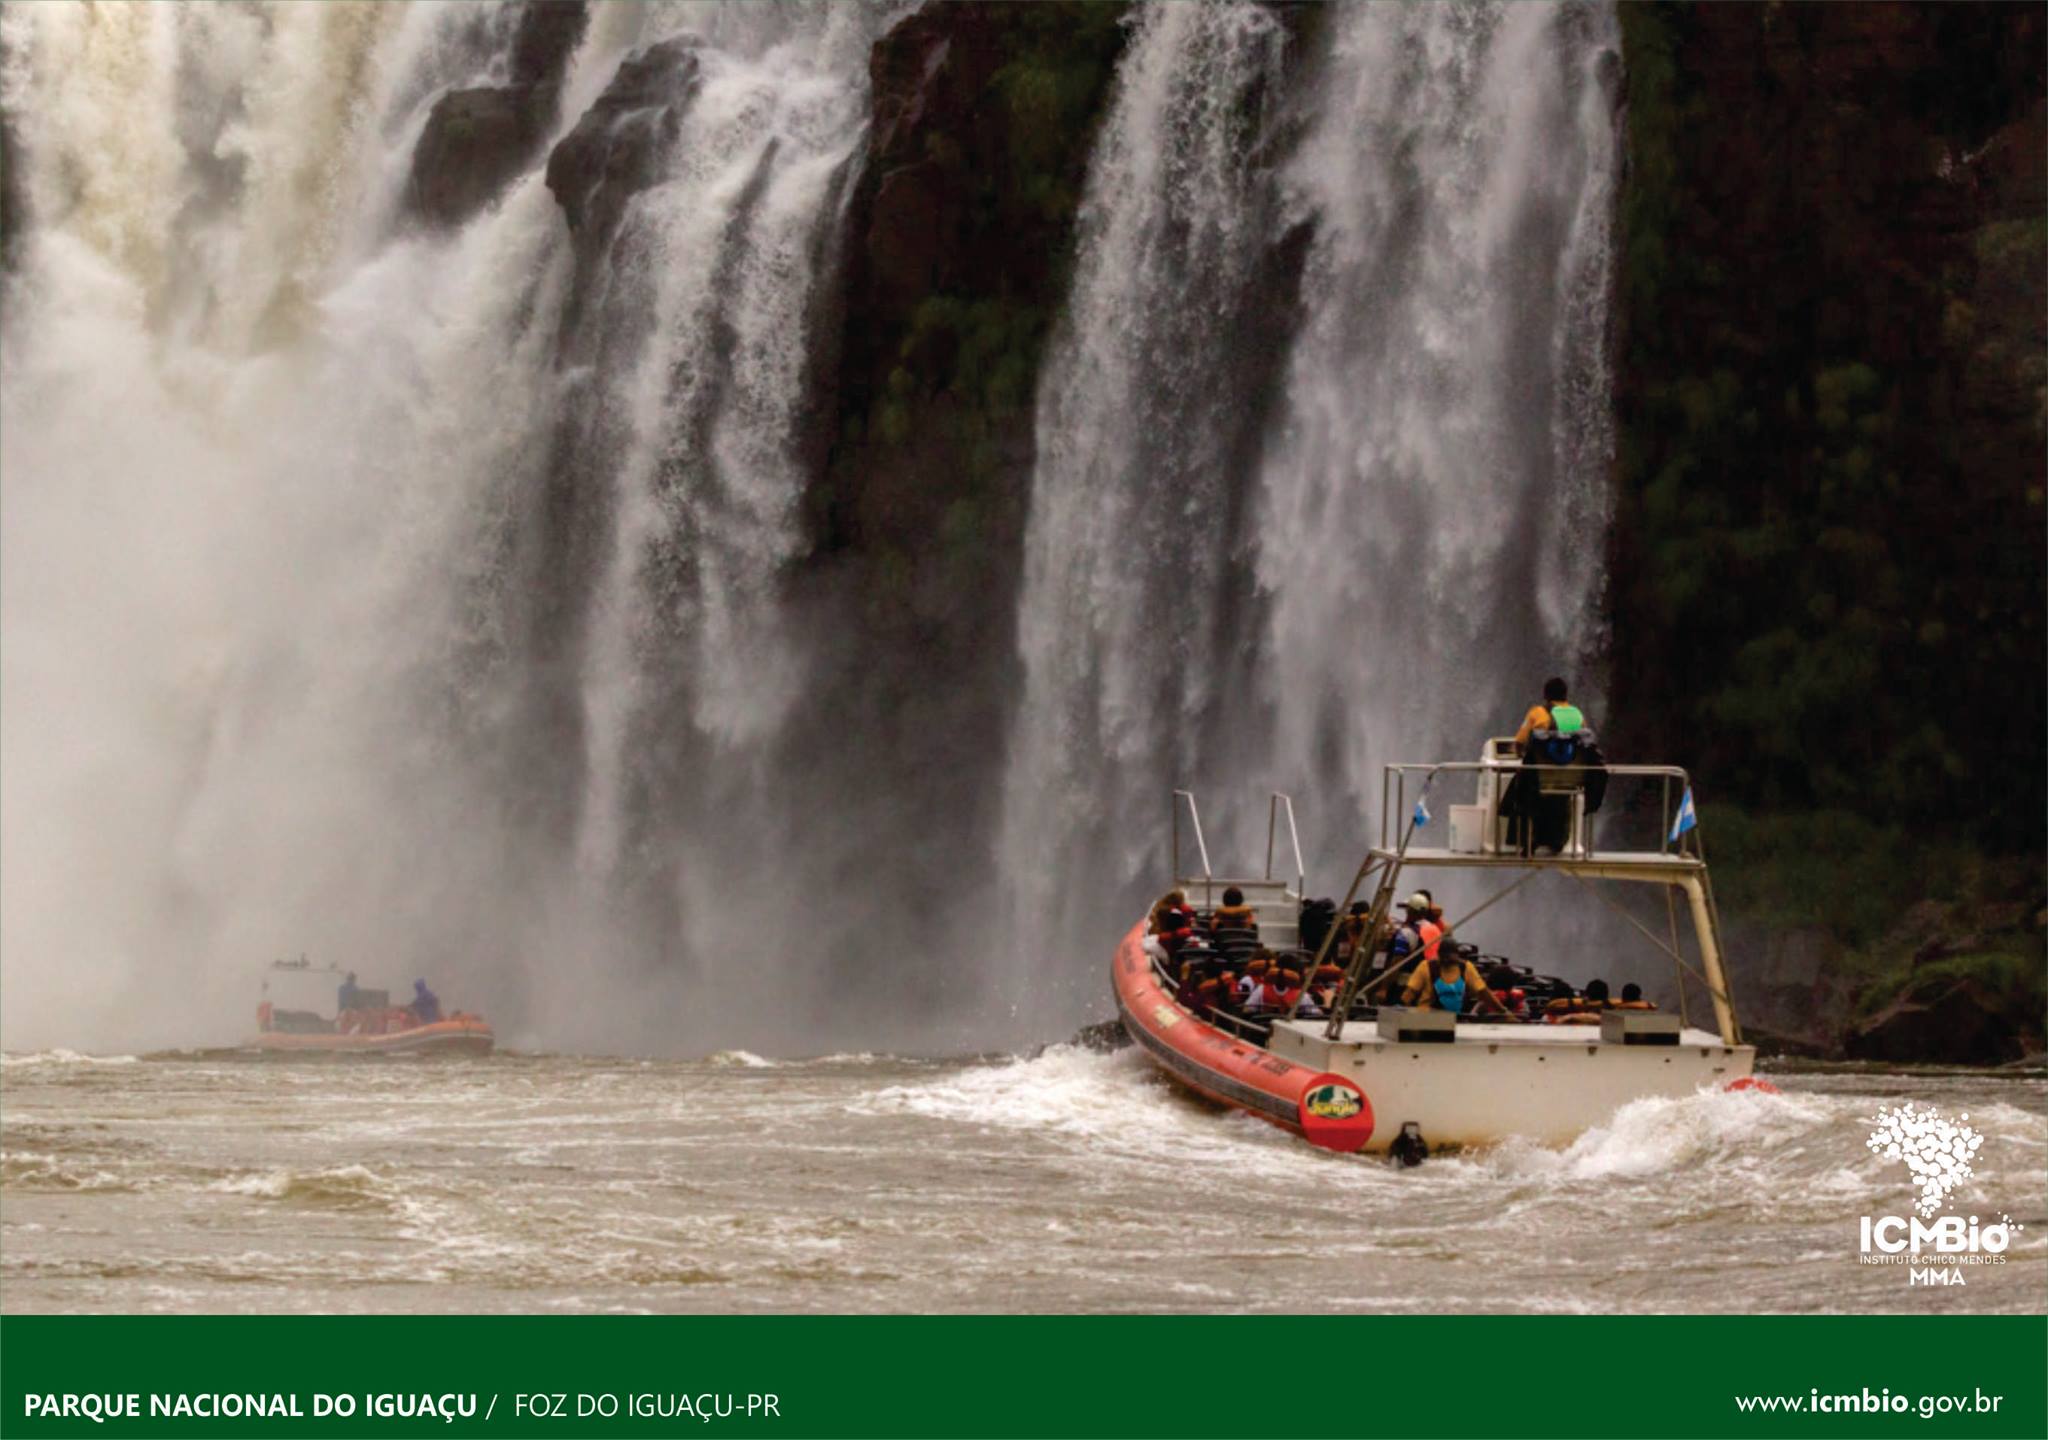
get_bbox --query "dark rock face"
[543,36,701,247]
[405,1,588,229]
[1846,973,2043,1066]
[510,0,588,89]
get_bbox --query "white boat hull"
[1265,1018,1755,1151]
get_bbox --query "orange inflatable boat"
[248,960,495,1055]
[250,1010,495,1056]
[1114,922,1375,1151]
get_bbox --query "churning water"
[3,1048,2042,1313]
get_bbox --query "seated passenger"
[1400,951,1507,1015]
[1154,905,1197,959]
[1542,977,1611,1024]
[1210,886,1258,937]
[1174,961,1203,1011]
[1616,982,1656,1010]
[1234,956,1271,1006]
[1274,968,1304,1010]
[1149,890,1193,934]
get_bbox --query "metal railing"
[1171,790,1214,907]
[1378,761,1697,859]
[1265,791,1305,896]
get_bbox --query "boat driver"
[1400,946,1510,1016]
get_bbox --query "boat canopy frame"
[1300,761,1745,1047]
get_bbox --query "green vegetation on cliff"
[818,0,1128,621]
[1613,1,2043,846]
[1614,2,2045,1059]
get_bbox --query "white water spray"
[0,2,882,1053]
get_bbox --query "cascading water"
[995,1,1292,1023]
[0,1,886,1053]
[2,0,1622,1055]
[1250,0,1619,818]
[999,0,1621,1004]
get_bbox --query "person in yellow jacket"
[1513,676,1587,754]
[1210,886,1258,935]
[1400,950,1509,1016]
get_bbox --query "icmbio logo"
[1856,1101,2022,1284]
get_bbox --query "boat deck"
[1378,846,1703,877]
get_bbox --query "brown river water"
[3,1046,2042,1313]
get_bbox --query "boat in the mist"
[249,959,493,1056]
[1114,745,1757,1157]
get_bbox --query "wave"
[705,1050,780,1069]
[205,1163,400,1210]
[1,1049,141,1069]
[1,1150,135,1191]
[867,1046,2048,1233]
[1479,1084,1838,1183]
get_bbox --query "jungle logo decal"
[1304,1083,1362,1120]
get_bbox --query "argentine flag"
[1669,786,1697,843]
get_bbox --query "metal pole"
[1283,794,1305,896]
[1665,884,1691,1029]
[1172,798,1180,883]
[1266,794,1277,883]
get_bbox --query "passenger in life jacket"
[1506,677,1608,854]
[1413,889,1443,928]
[1152,897,1197,960]
[1210,886,1258,938]
[1615,982,1657,1010]
[1543,977,1611,1024]
[1399,951,1509,1015]
[1271,968,1304,1013]
[410,979,442,1026]
[1513,677,1586,759]
[1235,956,1272,1007]
[1150,889,1193,935]
[1297,963,1344,1019]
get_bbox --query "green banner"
[1,1316,2043,1438]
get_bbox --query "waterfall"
[1251,1,1619,821]
[0,1,884,1052]
[1,0,1622,1054]
[998,0,1620,1008]
[995,1,1292,1025]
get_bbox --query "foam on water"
[207,1163,399,1210]
[0,1050,141,1068]
[3,1049,2042,1313]
[706,1050,780,1070]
